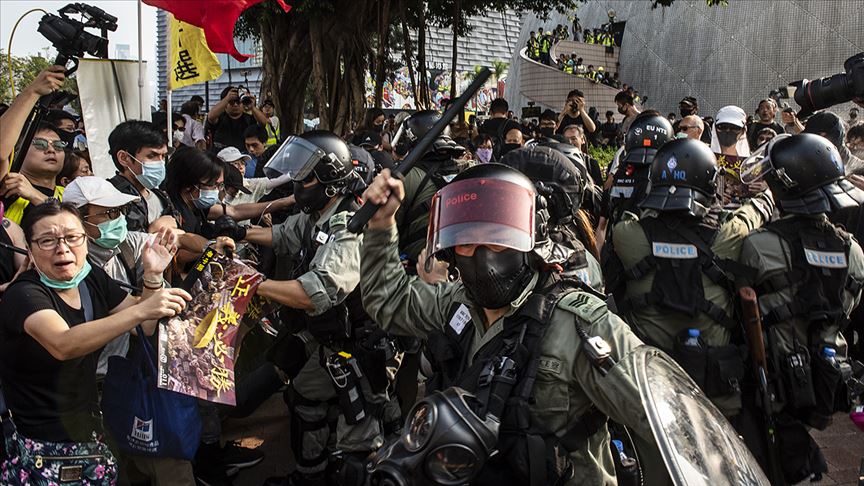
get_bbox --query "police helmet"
[743,133,864,214]
[640,138,719,217]
[393,110,452,155]
[424,163,550,271]
[264,130,355,187]
[499,146,584,224]
[622,113,674,165]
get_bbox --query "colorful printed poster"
[157,250,263,405]
[715,153,752,207]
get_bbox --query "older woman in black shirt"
[0,200,190,485]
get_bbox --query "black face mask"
[539,126,555,137]
[717,131,740,148]
[58,129,78,146]
[500,143,521,156]
[680,107,695,118]
[455,247,534,309]
[293,180,331,213]
[373,124,384,133]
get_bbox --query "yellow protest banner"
[169,15,222,90]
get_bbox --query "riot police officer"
[358,163,769,485]
[499,145,603,291]
[739,133,864,484]
[243,131,395,485]
[608,138,774,417]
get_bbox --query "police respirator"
[770,53,864,117]
[369,387,500,486]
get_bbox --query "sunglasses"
[83,206,129,221]
[679,125,698,131]
[32,138,68,151]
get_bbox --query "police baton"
[347,67,492,234]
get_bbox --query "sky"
[1,0,160,102]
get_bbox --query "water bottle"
[683,328,702,349]
[612,440,633,466]
[822,346,838,368]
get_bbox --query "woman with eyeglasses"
[0,200,191,484]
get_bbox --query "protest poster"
[715,152,752,207]
[157,249,263,405]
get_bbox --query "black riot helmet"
[741,133,864,214]
[622,112,674,165]
[393,110,456,157]
[640,138,720,217]
[499,146,584,225]
[264,130,357,212]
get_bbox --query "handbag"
[101,325,202,460]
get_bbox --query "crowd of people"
[0,58,863,486]
[526,22,618,68]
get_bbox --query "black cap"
[224,164,251,194]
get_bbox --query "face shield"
[424,178,536,272]
[369,387,500,486]
[740,134,792,184]
[263,136,328,181]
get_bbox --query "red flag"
[144,0,291,62]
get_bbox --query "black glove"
[214,215,247,241]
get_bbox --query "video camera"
[770,53,864,117]
[38,3,117,72]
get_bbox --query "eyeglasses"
[32,233,86,251]
[227,100,242,106]
[679,125,698,132]
[83,206,128,221]
[31,138,68,151]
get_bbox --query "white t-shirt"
[144,190,165,225]
[181,114,206,147]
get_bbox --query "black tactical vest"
[429,274,608,486]
[619,215,753,328]
[756,217,857,328]
[607,162,651,226]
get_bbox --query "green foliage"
[0,50,78,105]
[587,143,617,170]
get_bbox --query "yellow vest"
[266,122,280,146]
[4,185,64,225]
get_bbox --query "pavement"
[223,394,864,486]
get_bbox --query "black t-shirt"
[0,266,128,441]
[0,223,16,288]
[599,121,619,140]
[555,113,585,134]
[208,112,259,151]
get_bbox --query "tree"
[0,51,78,106]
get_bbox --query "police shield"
[634,347,769,486]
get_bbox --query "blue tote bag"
[101,326,201,460]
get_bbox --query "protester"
[55,150,93,187]
[781,106,805,134]
[678,114,705,141]
[614,90,641,142]
[556,89,596,135]
[360,108,392,152]
[261,99,281,146]
[107,120,175,233]
[0,216,26,295]
[755,127,777,147]
[473,134,494,163]
[206,86,268,151]
[179,101,207,150]
[1,122,67,225]
[216,148,287,208]
[848,123,864,161]
[501,125,525,156]
[597,110,619,147]
[0,200,189,485]
[243,124,270,178]
[804,111,864,173]
[747,99,785,149]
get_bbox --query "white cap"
[217,146,252,164]
[715,105,747,128]
[63,176,140,208]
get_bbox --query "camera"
[778,53,864,117]
[38,3,117,66]
[239,88,254,106]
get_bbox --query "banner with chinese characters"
[715,152,752,207]
[157,250,262,405]
[168,14,223,90]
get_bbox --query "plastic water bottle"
[822,346,838,368]
[612,439,637,468]
[684,328,702,349]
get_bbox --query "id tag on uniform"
[315,231,330,245]
[652,242,698,259]
[804,248,847,269]
[449,304,471,335]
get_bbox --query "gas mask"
[454,246,534,310]
[369,387,500,486]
